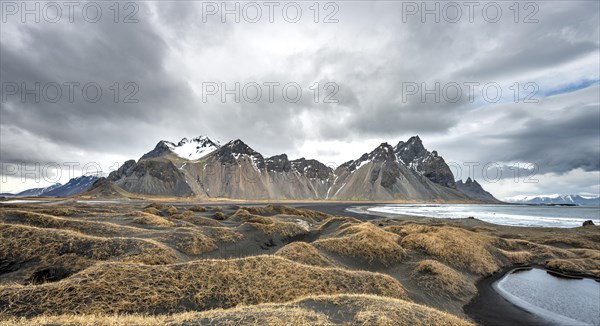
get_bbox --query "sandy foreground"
[0,200,598,325]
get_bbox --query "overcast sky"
[1,0,599,199]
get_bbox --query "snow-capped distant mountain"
[13,176,99,197]
[43,175,99,197]
[505,194,600,206]
[16,183,63,197]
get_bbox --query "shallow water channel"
[494,268,600,325]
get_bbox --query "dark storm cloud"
[490,104,600,174]
[0,0,599,195]
[0,2,197,163]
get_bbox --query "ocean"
[363,204,600,228]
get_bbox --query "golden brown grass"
[141,207,161,216]
[411,260,476,299]
[275,242,335,267]
[231,210,309,238]
[0,294,473,326]
[500,239,577,260]
[0,256,407,317]
[145,202,165,210]
[0,210,144,237]
[32,207,83,216]
[130,211,175,227]
[497,249,533,264]
[314,223,406,266]
[188,205,207,212]
[2,203,597,325]
[533,233,600,250]
[545,259,600,278]
[245,220,308,238]
[165,206,179,216]
[0,224,178,276]
[242,204,331,221]
[399,224,500,275]
[205,227,244,243]
[181,215,225,227]
[160,229,217,255]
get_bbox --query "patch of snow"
[166,135,220,161]
[333,182,347,197]
[355,159,370,170]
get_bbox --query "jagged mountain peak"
[290,158,333,179]
[140,135,220,161]
[167,135,220,160]
[214,139,265,170]
[394,136,427,163]
[342,142,396,173]
[223,139,255,152]
[393,136,455,189]
[265,154,290,172]
[369,143,396,160]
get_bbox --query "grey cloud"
[1,1,598,196]
[490,104,600,174]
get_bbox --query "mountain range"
[505,194,600,206]
[6,135,501,202]
[7,175,98,197]
[103,135,498,202]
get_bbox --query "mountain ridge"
[506,194,600,206]
[106,135,498,202]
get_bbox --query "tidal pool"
[495,268,600,325]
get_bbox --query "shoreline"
[463,265,554,326]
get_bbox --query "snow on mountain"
[13,175,99,197]
[165,136,221,160]
[505,194,600,205]
[44,175,99,197]
[16,183,63,197]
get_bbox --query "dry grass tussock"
[0,294,473,326]
[499,238,578,260]
[399,224,501,275]
[30,207,84,217]
[0,210,144,237]
[142,207,161,215]
[231,210,309,238]
[411,260,476,299]
[203,227,244,243]
[159,229,217,255]
[129,211,175,227]
[144,202,165,210]
[545,259,600,278]
[179,215,224,227]
[245,220,308,238]
[496,249,533,265]
[0,256,407,317]
[242,204,331,221]
[0,224,178,276]
[275,242,335,267]
[314,222,406,266]
[188,205,207,212]
[532,232,600,250]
